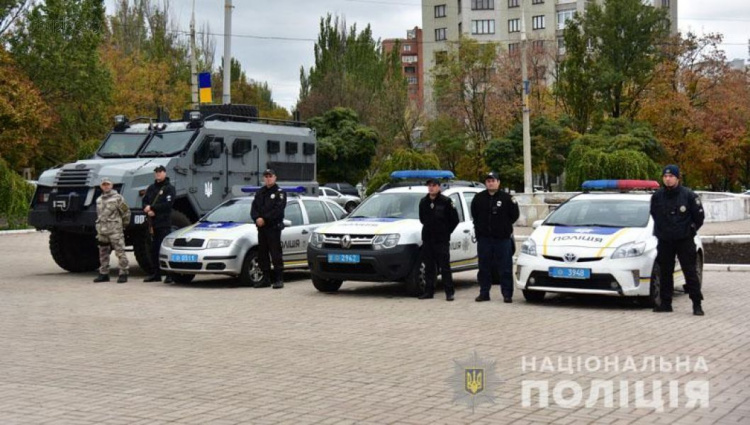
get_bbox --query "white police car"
[160,187,346,285]
[516,180,703,304]
[307,170,484,296]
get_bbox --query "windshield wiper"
[583,224,623,228]
[99,152,124,158]
[140,150,167,157]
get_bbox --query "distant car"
[516,180,704,305]
[160,191,347,285]
[742,190,750,196]
[319,187,361,212]
[323,182,359,197]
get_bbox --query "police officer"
[93,177,131,283]
[650,164,705,315]
[142,165,176,283]
[250,169,287,289]
[471,172,520,303]
[418,178,460,301]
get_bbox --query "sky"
[104,0,749,111]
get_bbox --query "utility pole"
[189,0,198,109]
[520,1,533,194]
[222,0,233,105]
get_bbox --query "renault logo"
[341,234,352,249]
[564,252,577,263]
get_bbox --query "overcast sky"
[104,0,749,111]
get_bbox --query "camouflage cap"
[100,177,113,185]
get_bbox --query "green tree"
[308,108,378,185]
[9,0,112,170]
[0,0,28,36]
[365,148,441,196]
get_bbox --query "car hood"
[530,225,653,258]
[315,217,419,235]
[169,221,255,239]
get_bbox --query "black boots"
[117,274,127,284]
[93,274,110,283]
[653,304,673,313]
[693,301,705,316]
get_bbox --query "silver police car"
[160,190,346,285]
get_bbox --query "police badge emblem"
[430,202,434,209]
[465,368,484,395]
[448,351,502,412]
[496,201,502,207]
[271,194,275,199]
[680,205,687,212]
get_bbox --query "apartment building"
[383,27,424,108]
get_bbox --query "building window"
[508,18,520,33]
[435,4,447,18]
[557,37,566,55]
[557,9,575,30]
[402,55,418,63]
[532,0,544,4]
[532,15,545,30]
[508,42,520,55]
[404,66,416,73]
[403,44,412,52]
[662,0,670,7]
[458,22,463,34]
[471,0,494,10]
[471,19,495,35]
[435,28,447,41]
[407,76,418,85]
[508,0,519,7]
[532,40,544,52]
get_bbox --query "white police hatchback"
[307,170,484,296]
[160,187,346,285]
[516,180,703,304]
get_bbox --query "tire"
[642,262,661,308]
[238,250,265,287]
[132,210,192,274]
[312,275,343,293]
[170,273,195,284]
[404,257,426,297]
[522,290,546,303]
[49,230,100,272]
[344,201,358,213]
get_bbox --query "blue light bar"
[390,170,455,180]
[241,185,307,193]
[582,180,660,191]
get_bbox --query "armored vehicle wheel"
[238,250,264,287]
[312,275,343,293]
[170,273,195,284]
[404,258,427,297]
[133,210,192,274]
[49,230,99,272]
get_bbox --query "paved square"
[0,232,748,424]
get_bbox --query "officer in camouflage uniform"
[93,177,131,283]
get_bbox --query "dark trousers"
[477,236,513,298]
[656,237,703,306]
[151,227,171,278]
[422,240,454,296]
[258,227,283,282]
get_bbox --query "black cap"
[153,165,166,173]
[484,171,499,181]
[263,168,276,176]
[662,164,680,179]
[425,178,440,185]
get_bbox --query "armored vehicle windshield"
[140,130,196,157]
[98,133,149,157]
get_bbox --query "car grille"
[528,271,620,291]
[321,234,375,250]
[55,168,91,187]
[542,255,603,263]
[169,262,202,270]
[174,238,205,248]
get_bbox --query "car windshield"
[349,192,423,219]
[545,198,650,228]
[202,199,253,223]
[140,130,195,157]
[98,133,148,157]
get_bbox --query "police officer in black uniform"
[471,172,520,303]
[418,178,460,301]
[250,169,287,289]
[650,164,705,315]
[142,165,176,283]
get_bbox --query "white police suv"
[516,180,703,304]
[307,171,484,296]
[160,187,346,285]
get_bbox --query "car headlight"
[163,237,175,248]
[611,241,646,259]
[372,234,399,250]
[521,238,537,256]
[206,239,233,249]
[310,232,325,248]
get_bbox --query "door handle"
[464,229,471,233]
[302,230,309,234]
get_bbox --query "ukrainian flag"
[199,72,212,103]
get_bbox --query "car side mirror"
[532,220,544,229]
[283,219,292,227]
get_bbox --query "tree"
[0,0,28,36]
[9,0,112,170]
[554,18,597,134]
[307,108,378,185]
[365,148,440,196]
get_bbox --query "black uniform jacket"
[251,184,287,230]
[419,193,460,244]
[471,189,520,239]
[650,184,704,241]
[142,177,176,229]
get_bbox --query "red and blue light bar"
[582,180,660,191]
[390,170,455,180]
[241,185,307,193]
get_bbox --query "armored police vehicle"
[28,105,318,274]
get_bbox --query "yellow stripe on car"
[542,226,554,256]
[595,228,629,257]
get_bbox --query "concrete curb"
[0,229,38,235]
[514,235,750,243]
[703,264,750,272]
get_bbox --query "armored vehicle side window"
[286,142,298,155]
[303,200,328,224]
[140,130,195,156]
[267,140,280,154]
[303,142,315,155]
[194,136,224,165]
[232,138,253,157]
[285,202,303,227]
[450,193,465,222]
[98,133,148,157]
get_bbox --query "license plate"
[327,254,360,264]
[549,267,591,279]
[171,254,198,262]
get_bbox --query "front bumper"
[515,252,656,297]
[160,245,243,275]
[307,244,419,282]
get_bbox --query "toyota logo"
[563,252,577,263]
[341,235,352,249]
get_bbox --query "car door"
[281,201,306,265]
[448,192,476,269]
